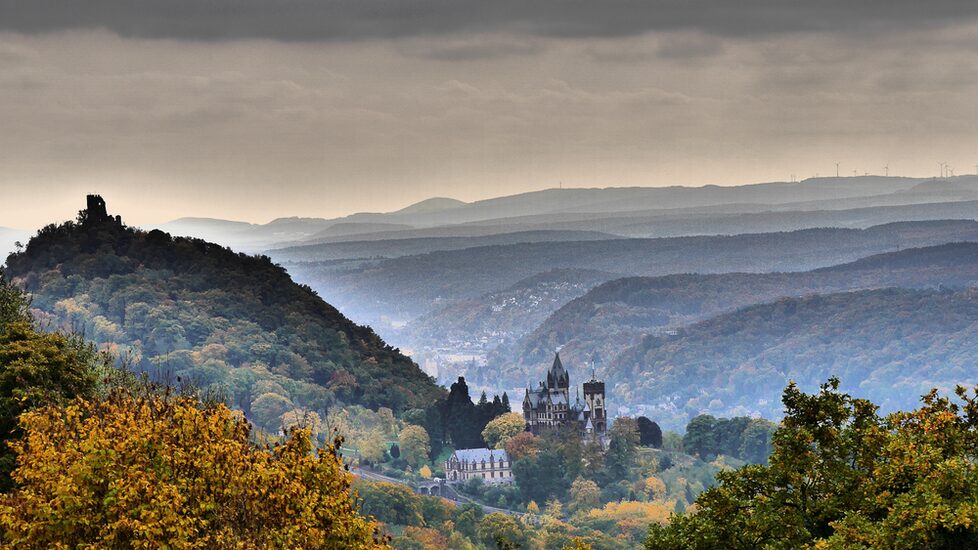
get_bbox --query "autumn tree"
[476,512,528,549]
[505,431,538,461]
[481,412,526,449]
[569,477,601,513]
[0,390,387,548]
[399,425,431,467]
[0,276,110,490]
[360,429,388,464]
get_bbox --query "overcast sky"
[1,1,977,228]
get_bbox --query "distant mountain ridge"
[286,219,978,329]
[267,230,618,262]
[154,176,978,251]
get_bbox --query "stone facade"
[444,448,513,485]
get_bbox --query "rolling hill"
[607,287,978,430]
[267,230,618,262]
[285,220,978,329]
[512,241,978,374]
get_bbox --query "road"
[350,466,539,521]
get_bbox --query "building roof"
[547,352,569,388]
[452,448,510,463]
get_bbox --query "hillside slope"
[288,220,978,328]
[515,242,978,372]
[4,198,442,424]
[608,288,978,429]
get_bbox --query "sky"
[1,1,977,228]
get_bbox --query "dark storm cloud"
[1,0,976,42]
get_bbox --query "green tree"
[399,425,431,467]
[513,448,568,504]
[476,513,528,549]
[0,310,107,490]
[681,415,717,459]
[356,480,424,526]
[646,378,978,549]
[603,417,639,482]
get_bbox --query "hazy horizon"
[2,2,978,228]
[1,173,972,230]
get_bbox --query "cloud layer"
[2,1,977,42]
[0,4,977,228]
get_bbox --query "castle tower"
[583,372,606,435]
[85,194,109,224]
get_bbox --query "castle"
[522,353,606,438]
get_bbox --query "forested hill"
[3,199,443,425]
[513,241,978,373]
[608,287,978,429]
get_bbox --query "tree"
[646,378,978,549]
[481,412,526,449]
[399,425,431,467]
[357,480,424,527]
[569,477,601,513]
[636,416,663,448]
[604,418,639,482]
[681,415,717,459]
[505,431,538,461]
[360,430,388,464]
[738,418,776,464]
[0,318,107,490]
[526,500,540,514]
[389,442,401,459]
[250,392,294,432]
[513,449,568,504]
[476,513,528,549]
[419,465,432,479]
[0,390,386,548]
[544,498,563,519]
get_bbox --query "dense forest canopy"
[3,199,444,431]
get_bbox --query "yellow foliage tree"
[481,412,526,449]
[527,500,540,514]
[419,465,432,479]
[644,476,667,500]
[587,500,671,542]
[0,391,389,549]
[398,425,431,467]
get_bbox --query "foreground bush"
[0,391,387,549]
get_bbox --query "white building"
[444,448,513,485]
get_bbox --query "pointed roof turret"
[547,352,570,390]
